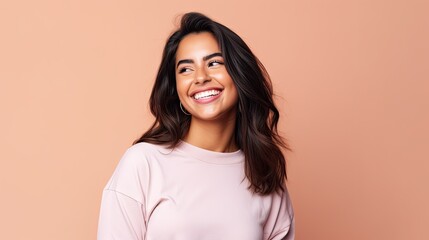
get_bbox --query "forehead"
[176,32,221,61]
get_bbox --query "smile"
[192,89,221,100]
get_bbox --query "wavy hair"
[134,12,290,195]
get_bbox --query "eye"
[208,60,224,67]
[178,67,192,73]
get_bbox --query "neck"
[183,116,238,153]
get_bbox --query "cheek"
[175,77,193,100]
[175,83,185,101]
[210,71,228,80]
[224,77,239,104]
[211,71,235,87]
[223,75,237,93]
[175,76,186,93]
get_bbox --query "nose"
[194,67,211,84]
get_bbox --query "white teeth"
[193,90,221,100]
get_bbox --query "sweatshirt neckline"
[175,140,244,165]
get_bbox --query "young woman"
[97,12,295,240]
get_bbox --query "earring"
[180,102,191,115]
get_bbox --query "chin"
[191,109,237,122]
[192,113,222,121]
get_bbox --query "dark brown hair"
[134,12,290,195]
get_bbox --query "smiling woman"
[176,32,239,139]
[97,12,295,240]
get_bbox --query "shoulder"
[114,141,172,174]
[116,142,171,165]
[273,186,294,222]
[103,142,168,202]
[125,141,168,156]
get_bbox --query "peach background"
[1,0,428,239]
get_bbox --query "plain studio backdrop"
[1,0,428,239]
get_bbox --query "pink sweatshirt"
[97,141,295,240]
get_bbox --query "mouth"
[191,89,222,100]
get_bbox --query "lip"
[190,87,223,104]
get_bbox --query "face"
[175,32,238,122]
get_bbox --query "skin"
[175,32,239,152]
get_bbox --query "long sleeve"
[97,142,295,240]
[97,189,146,240]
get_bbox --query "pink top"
[97,141,295,240]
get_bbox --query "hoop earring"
[180,102,191,115]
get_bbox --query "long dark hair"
[134,12,290,195]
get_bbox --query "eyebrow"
[176,52,223,69]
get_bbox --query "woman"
[97,12,295,240]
